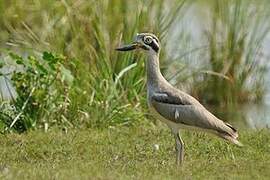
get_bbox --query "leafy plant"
[1,52,73,133]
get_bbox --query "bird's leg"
[174,132,184,165]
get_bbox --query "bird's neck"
[146,52,166,88]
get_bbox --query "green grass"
[1,125,270,179]
[192,0,270,105]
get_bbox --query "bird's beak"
[115,42,139,51]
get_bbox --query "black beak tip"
[115,44,138,52]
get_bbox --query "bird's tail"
[218,122,243,147]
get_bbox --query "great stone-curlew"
[116,33,242,165]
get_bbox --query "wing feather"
[151,100,214,128]
[150,93,230,132]
[149,88,241,145]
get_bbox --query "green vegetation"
[192,0,270,105]
[0,126,270,179]
[0,0,187,132]
[0,52,73,132]
[1,0,270,131]
[0,1,270,178]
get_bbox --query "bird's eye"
[143,36,153,44]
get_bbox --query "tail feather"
[225,122,237,133]
[219,133,243,147]
[217,122,243,147]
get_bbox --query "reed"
[192,0,270,106]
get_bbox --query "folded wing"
[150,92,242,146]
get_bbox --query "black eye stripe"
[152,36,159,43]
[152,38,159,46]
[149,40,159,53]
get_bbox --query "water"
[0,56,17,101]
[0,76,16,101]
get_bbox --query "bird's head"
[116,33,160,55]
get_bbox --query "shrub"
[0,52,73,133]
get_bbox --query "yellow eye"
[144,36,153,44]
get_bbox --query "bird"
[116,33,242,165]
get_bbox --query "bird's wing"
[151,92,191,106]
[150,91,241,146]
[150,92,226,131]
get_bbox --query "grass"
[0,124,270,180]
[191,0,270,105]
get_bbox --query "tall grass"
[192,0,270,106]
[0,0,187,132]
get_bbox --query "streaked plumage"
[116,33,242,165]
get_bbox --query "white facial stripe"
[147,37,160,53]
[152,38,159,49]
